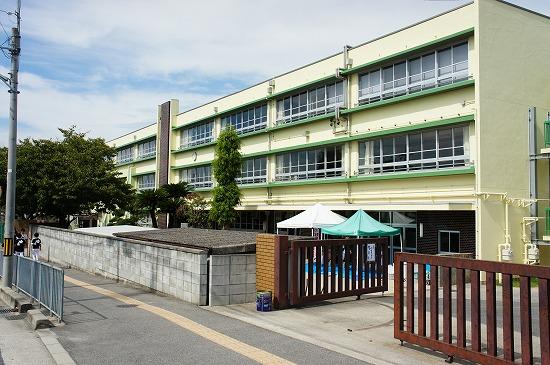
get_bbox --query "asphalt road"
[53,269,369,365]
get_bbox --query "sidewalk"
[0,307,56,365]
[207,293,452,365]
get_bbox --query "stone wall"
[209,254,256,306]
[34,226,208,305]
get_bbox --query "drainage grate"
[4,314,26,321]
[0,308,16,315]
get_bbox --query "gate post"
[274,235,289,309]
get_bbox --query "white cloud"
[0,0,548,147]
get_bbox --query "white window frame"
[137,139,156,159]
[358,126,469,175]
[238,157,267,185]
[358,41,469,105]
[222,104,268,135]
[179,165,213,188]
[180,121,214,148]
[275,81,344,125]
[137,173,155,190]
[275,145,344,181]
[117,147,134,164]
[438,230,460,253]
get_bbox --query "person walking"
[31,233,41,261]
[14,232,25,257]
[20,228,29,256]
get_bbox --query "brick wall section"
[255,234,276,293]
[209,254,256,306]
[34,225,208,305]
[416,211,476,256]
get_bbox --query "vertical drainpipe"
[528,107,537,241]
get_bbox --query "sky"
[0,0,548,145]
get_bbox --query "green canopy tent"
[321,209,402,252]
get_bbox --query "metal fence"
[0,255,64,321]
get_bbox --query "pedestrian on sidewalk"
[20,228,29,256]
[14,232,25,257]
[31,233,41,261]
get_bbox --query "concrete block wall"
[209,254,256,306]
[35,226,208,305]
[255,234,275,293]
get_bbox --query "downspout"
[528,107,537,240]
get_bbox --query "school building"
[107,0,550,265]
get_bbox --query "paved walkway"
[0,306,56,365]
[54,269,370,365]
[207,295,450,365]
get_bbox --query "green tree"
[0,128,134,227]
[209,128,242,229]
[135,189,165,228]
[159,181,193,228]
[177,193,209,228]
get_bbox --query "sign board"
[366,244,376,262]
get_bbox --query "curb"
[36,328,76,365]
[0,287,32,312]
[26,309,53,330]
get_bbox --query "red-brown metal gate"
[394,253,550,365]
[289,238,388,306]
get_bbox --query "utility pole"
[1,1,21,288]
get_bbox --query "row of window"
[358,126,468,174]
[168,41,471,152]
[221,105,268,135]
[180,120,214,149]
[137,173,155,190]
[116,139,157,164]
[358,42,468,104]
[275,81,345,125]
[176,126,469,187]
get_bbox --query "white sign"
[366,244,376,262]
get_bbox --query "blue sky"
[0,0,548,145]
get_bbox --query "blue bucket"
[256,291,272,312]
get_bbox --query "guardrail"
[289,238,388,306]
[394,253,550,365]
[0,255,64,321]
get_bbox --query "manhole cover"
[117,304,138,308]
[4,314,26,320]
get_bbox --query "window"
[137,139,156,159]
[439,230,460,253]
[238,157,267,185]
[275,145,343,181]
[276,81,344,125]
[179,165,212,188]
[358,126,469,175]
[180,121,214,148]
[137,173,155,190]
[221,104,268,135]
[358,41,469,104]
[116,147,133,164]
[232,211,265,231]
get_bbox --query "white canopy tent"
[276,203,346,234]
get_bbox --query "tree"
[0,127,134,227]
[209,128,242,229]
[177,193,209,228]
[159,181,192,228]
[135,189,165,228]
